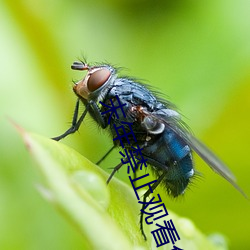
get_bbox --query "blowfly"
[52,60,246,238]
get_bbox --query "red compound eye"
[87,68,111,92]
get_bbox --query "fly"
[52,60,247,238]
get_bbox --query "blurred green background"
[1,0,250,249]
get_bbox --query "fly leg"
[52,99,89,141]
[139,173,166,240]
[106,160,125,184]
[88,100,107,129]
[89,100,114,165]
[106,153,137,183]
[52,98,107,141]
[96,145,115,165]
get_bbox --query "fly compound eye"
[87,68,111,92]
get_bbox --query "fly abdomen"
[143,128,194,197]
[164,129,194,196]
[166,130,191,161]
[165,153,193,197]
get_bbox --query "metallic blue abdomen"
[143,128,193,197]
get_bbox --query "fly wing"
[150,109,247,198]
[183,132,248,196]
[171,123,247,198]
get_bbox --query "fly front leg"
[52,99,89,141]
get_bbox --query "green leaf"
[19,127,228,250]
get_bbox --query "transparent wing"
[147,110,247,198]
[179,130,247,198]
